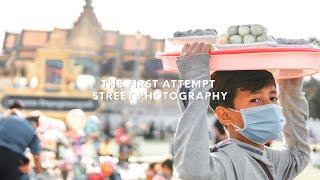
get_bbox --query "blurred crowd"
[0,101,174,180]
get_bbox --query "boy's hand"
[276,77,304,93]
[181,42,211,57]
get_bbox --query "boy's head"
[210,70,278,145]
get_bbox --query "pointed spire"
[73,0,101,30]
[69,0,103,51]
[85,0,92,7]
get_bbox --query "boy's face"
[216,84,278,129]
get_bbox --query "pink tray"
[156,47,320,79]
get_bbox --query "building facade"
[0,0,165,82]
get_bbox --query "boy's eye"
[250,98,260,103]
[270,97,278,102]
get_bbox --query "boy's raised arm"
[172,53,225,179]
[268,78,311,179]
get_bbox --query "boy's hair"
[209,70,276,110]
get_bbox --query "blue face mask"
[228,103,286,145]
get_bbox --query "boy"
[172,42,310,180]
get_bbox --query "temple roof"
[20,30,50,47]
[1,0,164,55]
[3,32,19,50]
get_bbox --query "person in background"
[0,114,42,179]
[153,159,173,180]
[114,123,127,145]
[146,121,155,140]
[3,100,25,117]
[18,116,41,177]
[18,155,31,177]
[117,143,130,169]
[161,159,173,179]
[103,119,112,138]
[99,136,113,157]
[26,116,40,129]
[146,162,160,180]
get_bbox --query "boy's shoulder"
[210,140,234,153]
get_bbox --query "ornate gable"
[69,0,103,51]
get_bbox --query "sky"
[0,0,320,41]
